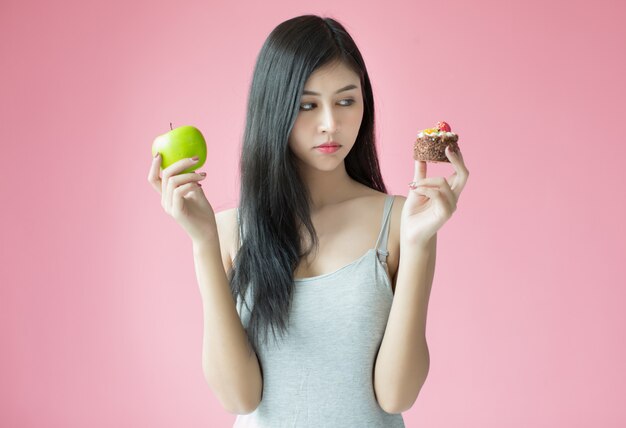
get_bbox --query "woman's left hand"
[401,145,469,248]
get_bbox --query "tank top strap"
[374,194,395,264]
[236,207,242,250]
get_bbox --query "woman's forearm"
[374,234,436,413]
[193,239,262,414]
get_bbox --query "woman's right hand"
[148,154,216,244]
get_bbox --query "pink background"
[2,0,625,426]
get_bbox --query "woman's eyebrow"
[302,84,358,96]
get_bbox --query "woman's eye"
[299,99,355,111]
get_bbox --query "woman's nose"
[318,105,338,133]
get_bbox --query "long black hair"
[228,14,387,357]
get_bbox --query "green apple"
[152,124,207,174]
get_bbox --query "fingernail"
[191,156,199,161]
[154,152,160,158]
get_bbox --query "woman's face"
[288,61,364,172]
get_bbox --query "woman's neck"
[298,161,359,211]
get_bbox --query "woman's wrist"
[192,234,219,253]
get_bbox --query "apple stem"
[170,122,173,130]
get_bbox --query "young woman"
[148,14,468,427]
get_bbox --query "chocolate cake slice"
[413,121,459,163]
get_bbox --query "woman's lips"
[315,145,340,153]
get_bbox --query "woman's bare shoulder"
[352,187,403,206]
[353,190,407,285]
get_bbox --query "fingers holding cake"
[411,121,469,200]
[413,157,427,183]
[446,143,466,167]
[410,176,454,197]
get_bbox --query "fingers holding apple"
[152,124,207,174]
[148,124,207,191]
[148,153,204,194]
[163,163,207,210]
[165,172,216,242]
[149,124,217,243]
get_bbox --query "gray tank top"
[233,194,405,427]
